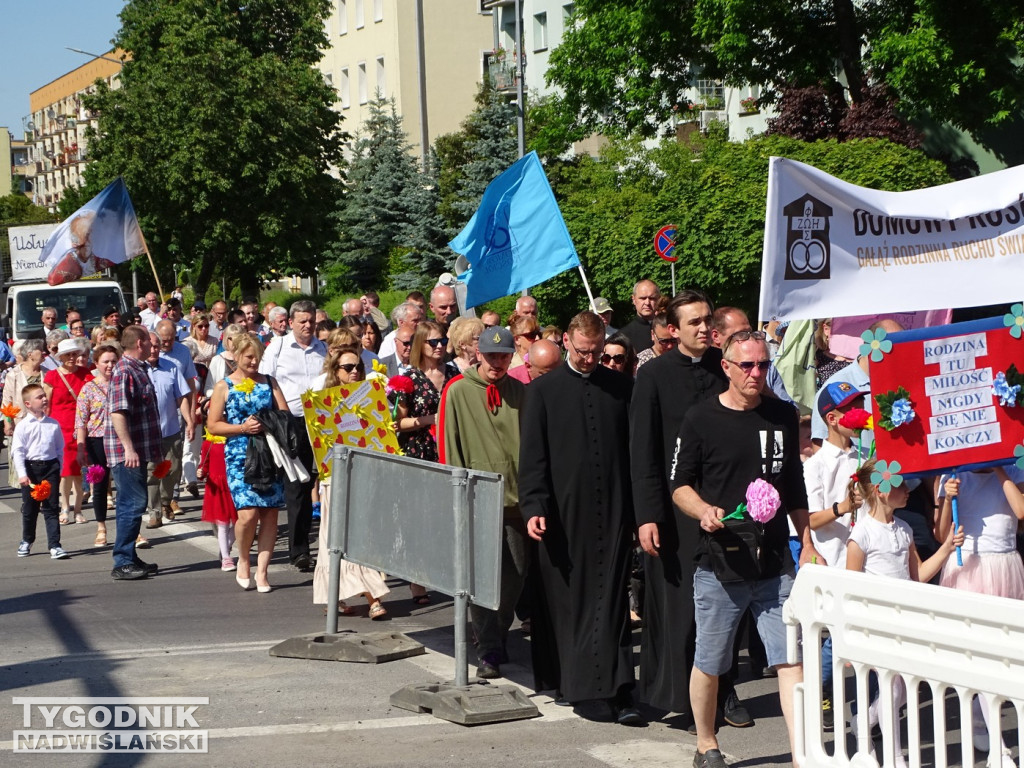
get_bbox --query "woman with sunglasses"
[183,313,217,366]
[601,332,638,377]
[509,315,541,370]
[394,321,457,463]
[310,347,390,619]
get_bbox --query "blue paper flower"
[870,459,904,493]
[1005,304,1024,340]
[860,328,893,363]
[1016,444,1024,471]
[993,371,1021,407]
[890,398,916,427]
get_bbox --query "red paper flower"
[387,375,414,396]
[152,460,172,479]
[839,408,872,431]
[30,480,52,501]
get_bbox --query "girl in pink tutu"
[938,465,1024,768]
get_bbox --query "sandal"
[323,601,359,616]
[59,511,70,525]
[94,529,107,547]
[369,602,387,620]
[411,594,431,606]
[75,513,87,525]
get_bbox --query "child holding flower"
[12,384,68,559]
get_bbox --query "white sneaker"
[49,547,70,560]
[17,541,30,557]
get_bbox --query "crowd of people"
[7,281,1021,768]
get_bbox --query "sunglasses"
[725,359,772,373]
[654,336,677,347]
[396,339,413,347]
[728,330,767,343]
[518,331,541,341]
[196,324,210,329]
[425,337,448,348]
[601,353,626,365]
[336,363,359,373]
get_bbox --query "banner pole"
[671,263,676,296]
[577,265,597,313]
[138,230,165,300]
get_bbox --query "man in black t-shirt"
[671,330,817,768]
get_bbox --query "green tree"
[323,97,449,292]
[450,89,518,226]
[80,0,344,301]
[531,133,952,328]
[548,1,1024,147]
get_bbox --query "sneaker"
[221,557,236,572]
[146,516,162,529]
[111,563,149,580]
[186,482,199,499]
[476,655,501,679]
[49,547,71,560]
[163,503,175,522]
[17,541,30,557]
[722,689,754,728]
[822,697,835,731]
[693,748,729,768]
[132,558,158,576]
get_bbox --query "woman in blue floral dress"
[206,333,288,593]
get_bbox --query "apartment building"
[27,54,122,212]
[318,0,494,158]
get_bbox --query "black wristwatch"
[832,502,842,518]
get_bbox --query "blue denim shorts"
[693,565,797,676]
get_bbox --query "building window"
[324,71,333,88]
[355,0,364,28]
[562,4,575,27]
[338,0,348,35]
[358,62,368,104]
[373,0,383,22]
[533,12,548,51]
[340,67,350,109]
[376,56,386,99]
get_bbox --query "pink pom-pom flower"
[85,464,106,485]
[745,478,780,523]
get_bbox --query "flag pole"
[138,230,165,300]
[577,265,597,312]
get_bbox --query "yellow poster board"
[301,378,401,479]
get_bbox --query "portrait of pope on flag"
[40,177,146,286]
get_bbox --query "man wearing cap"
[102,306,121,329]
[519,311,643,725]
[593,297,617,337]
[438,325,527,680]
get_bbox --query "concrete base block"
[390,681,539,725]
[269,631,425,663]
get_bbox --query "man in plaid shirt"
[107,325,163,580]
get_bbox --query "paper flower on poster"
[860,327,893,363]
[875,387,916,432]
[870,459,903,493]
[1004,303,1024,339]
[1015,443,1024,471]
[993,366,1024,407]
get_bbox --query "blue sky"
[1,0,126,138]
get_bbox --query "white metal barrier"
[784,567,1024,768]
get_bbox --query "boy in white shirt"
[12,384,67,559]
[802,381,869,728]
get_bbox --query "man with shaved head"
[620,280,661,353]
[526,339,561,380]
[430,285,458,333]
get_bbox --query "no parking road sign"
[654,225,678,262]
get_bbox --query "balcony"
[484,49,518,92]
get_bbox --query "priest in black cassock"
[519,311,643,726]
[630,289,735,722]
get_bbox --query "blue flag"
[40,177,145,286]
[450,151,580,307]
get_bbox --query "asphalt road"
[0,456,826,768]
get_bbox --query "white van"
[3,280,128,341]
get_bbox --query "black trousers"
[21,458,61,549]
[84,437,111,523]
[284,413,316,563]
